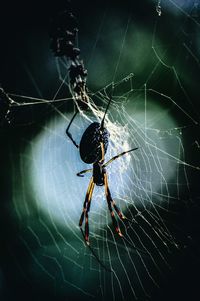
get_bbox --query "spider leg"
[100,94,113,129]
[79,177,95,244]
[103,147,138,167]
[79,176,113,272]
[66,109,79,148]
[77,168,92,177]
[104,173,124,237]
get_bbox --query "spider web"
[1,1,200,301]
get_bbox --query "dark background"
[0,0,200,300]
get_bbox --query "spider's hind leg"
[104,173,125,237]
[79,177,95,243]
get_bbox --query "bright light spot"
[28,100,180,231]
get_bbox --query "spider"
[66,95,138,245]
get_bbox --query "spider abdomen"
[79,122,109,163]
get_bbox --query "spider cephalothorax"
[92,161,105,186]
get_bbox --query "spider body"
[79,122,109,164]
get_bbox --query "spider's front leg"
[104,173,126,237]
[66,110,79,148]
[79,177,95,244]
